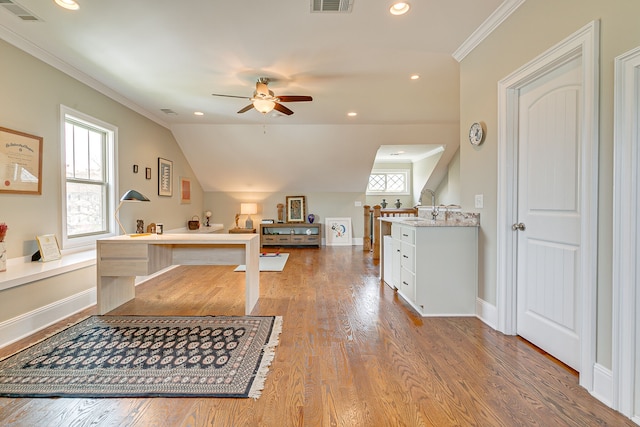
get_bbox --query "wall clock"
[469,122,485,146]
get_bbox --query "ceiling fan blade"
[212,93,250,100]
[273,102,294,115]
[237,104,255,114]
[277,95,313,103]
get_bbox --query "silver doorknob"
[512,222,526,231]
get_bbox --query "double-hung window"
[367,169,410,195]
[61,106,117,249]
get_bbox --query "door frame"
[496,21,599,390]
[612,45,640,420]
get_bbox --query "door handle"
[512,222,526,231]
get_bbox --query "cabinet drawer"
[290,235,306,244]
[401,242,415,272]
[303,235,320,244]
[262,235,278,244]
[400,228,415,244]
[400,268,415,300]
[275,235,291,243]
[99,243,148,259]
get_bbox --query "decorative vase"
[395,199,402,208]
[381,199,388,208]
[307,213,315,224]
[0,241,6,272]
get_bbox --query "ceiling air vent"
[0,0,42,22]
[311,0,353,13]
[160,108,178,115]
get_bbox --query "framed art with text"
[158,157,172,197]
[0,126,43,195]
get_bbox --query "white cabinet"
[388,223,478,317]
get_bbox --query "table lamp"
[240,203,258,229]
[115,189,151,236]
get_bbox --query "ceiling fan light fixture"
[390,2,410,15]
[54,0,80,10]
[253,99,276,114]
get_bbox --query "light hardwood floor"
[0,247,635,426]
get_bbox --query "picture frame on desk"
[158,157,172,197]
[0,126,43,195]
[286,195,306,223]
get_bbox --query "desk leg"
[244,239,260,315]
[97,276,135,314]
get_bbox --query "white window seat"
[0,249,96,292]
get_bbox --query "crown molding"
[453,0,526,62]
[0,24,169,129]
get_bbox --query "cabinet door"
[391,238,401,289]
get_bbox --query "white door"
[515,56,582,371]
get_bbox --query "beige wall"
[460,0,640,368]
[436,148,460,205]
[0,39,202,324]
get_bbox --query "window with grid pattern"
[61,106,117,248]
[367,170,410,195]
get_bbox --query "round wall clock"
[469,122,485,146]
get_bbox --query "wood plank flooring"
[0,247,635,426]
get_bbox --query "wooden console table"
[260,223,321,247]
[96,234,260,315]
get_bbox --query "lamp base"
[245,216,254,229]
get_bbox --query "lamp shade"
[240,203,257,215]
[115,189,150,235]
[120,189,150,202]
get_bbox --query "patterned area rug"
[0,315,282,398]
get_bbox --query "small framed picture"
[180,176,191,204]
[36,234,62,262]
[158,157,172,197]
[145,167,151,180]
[286,195,306,223]
[325,217,352,246]
[133,164,139,173]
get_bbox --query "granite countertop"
[381,210,480,227]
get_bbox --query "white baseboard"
[0,288,96,349]
[475,298,498,329]
[591,363,613,407]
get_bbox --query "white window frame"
[366,169,411,196]
[60,105,118,250]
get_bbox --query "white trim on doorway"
[612,45,640,422]
[496,21,600,391]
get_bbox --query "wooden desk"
[96,233,260,315]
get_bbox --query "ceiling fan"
[212,78,313,115]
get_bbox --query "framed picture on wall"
[286,195,306,223]
[158,157,172,197]
[325,217,352,246]
[0,126,43,195]
[180,177,191,204]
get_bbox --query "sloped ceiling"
[0,0,515,193]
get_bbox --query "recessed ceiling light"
[194,111,204,116]
[54,0,79,10]
[390,2,410,15]
[410,74,420,80]
[348,112,357,117]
